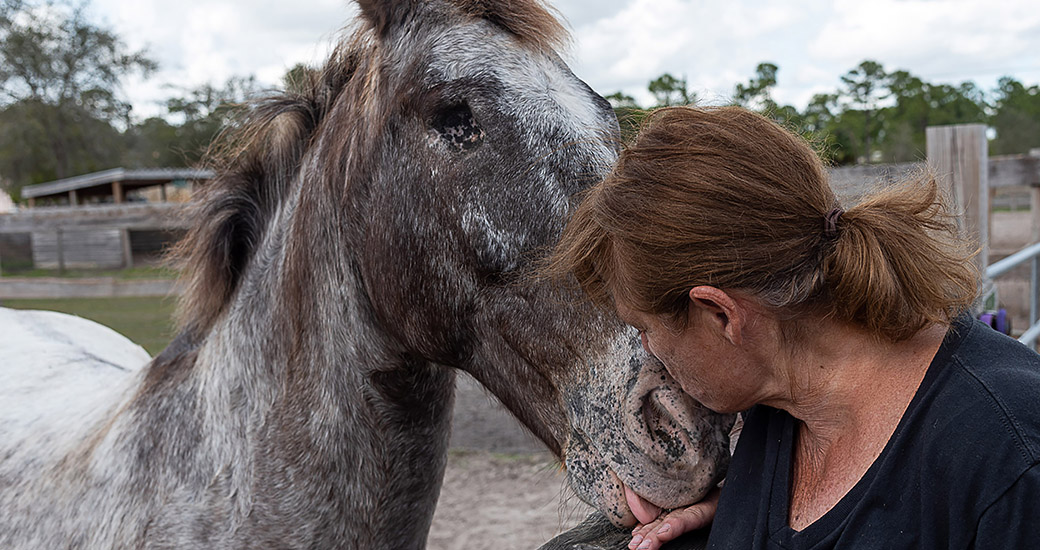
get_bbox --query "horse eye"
[431,102,484,151]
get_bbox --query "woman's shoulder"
[918,316,1040,485]
[946,317,1040,460]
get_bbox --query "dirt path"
[429,451,595,550]
[430,373,597,549]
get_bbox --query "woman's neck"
[770,321,946,442]
[765,320,948,530]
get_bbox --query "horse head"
[166,0,732,536]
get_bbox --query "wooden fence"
[0,203,189,273]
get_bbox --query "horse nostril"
[642,392,673,442]
[638,387,694,462]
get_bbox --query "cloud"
[91,0,350,118]
[81,0,1040,118]
[567,0,802,105]
[809,0,1040,86]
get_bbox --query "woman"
[547,106,1040,549]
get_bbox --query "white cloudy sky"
[87,0,1040,121]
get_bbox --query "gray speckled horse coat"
[0,1,734,548]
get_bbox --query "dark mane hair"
[170,0,569,334]
[169,42,363,333]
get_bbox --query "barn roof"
[22,168,214,200]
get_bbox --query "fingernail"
[657,523,671,535]
[628,535,643,549]
[638,540,651,550]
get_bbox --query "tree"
[283,62,319,95]
[0,100,124,192]
[603,92,646,141]
[732,62,801,127]
[154,76,261,166]
[989,77,1040,155]
[879,70,932,162]
[0,0,155,196]
[800,93,839,135]
[604,91,639,109]
[122,116,183,168]
[840,60,889,163]
[733,62,779,113]
[648,73,693,107]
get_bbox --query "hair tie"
[823,207,844,238]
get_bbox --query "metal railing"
[984,242,1040,350]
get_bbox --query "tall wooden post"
[56,228,66,275]
[926,124,989,271]
[121,229,133,269]
[112,181,124,204]
[1030,148,1040,244]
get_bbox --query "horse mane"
[170,0,569,335]
[169,42,363,333]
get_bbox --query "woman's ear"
[688,286,746,346]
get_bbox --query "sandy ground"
[429,451,595,550]
[988,211,1034,331]
[429,373,596,549]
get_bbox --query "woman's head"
[548,106,978,342]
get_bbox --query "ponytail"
[824,173,978,341]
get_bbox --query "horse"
[0,1,734,547]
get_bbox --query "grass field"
[3,265,179,279]
[2,296,178,356]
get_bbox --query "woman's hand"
[627,488,720,550]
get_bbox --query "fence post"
[926,124,989,272]
[121,228,133,269]
[1031,149,1040,244]
[56,228,66,275]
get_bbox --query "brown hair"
[546,106,978,342]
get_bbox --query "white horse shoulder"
[0,307,150,372]
[0,307,149,444]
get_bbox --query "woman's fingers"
[627,488,721,550]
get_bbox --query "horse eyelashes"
[431,103,485,152]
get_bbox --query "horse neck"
[160,196,457,546]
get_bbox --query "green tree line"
[2,0,1039,201]
[609,61,1040,165]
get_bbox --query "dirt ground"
[429,451,595,550]
[989,211,1034,331]
[429,374,596,550]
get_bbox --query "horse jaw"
[464,282,734,527]
[563,333,735,525]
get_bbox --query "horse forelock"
[359,0,568,52]
[449,0,569,52]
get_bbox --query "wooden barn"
[0,168,212,272]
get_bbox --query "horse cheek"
[362,211,472,364]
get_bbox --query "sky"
[86,0,1040,121]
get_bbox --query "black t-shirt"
[707,314,1040,549]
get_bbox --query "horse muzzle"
[562,344,735,526]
